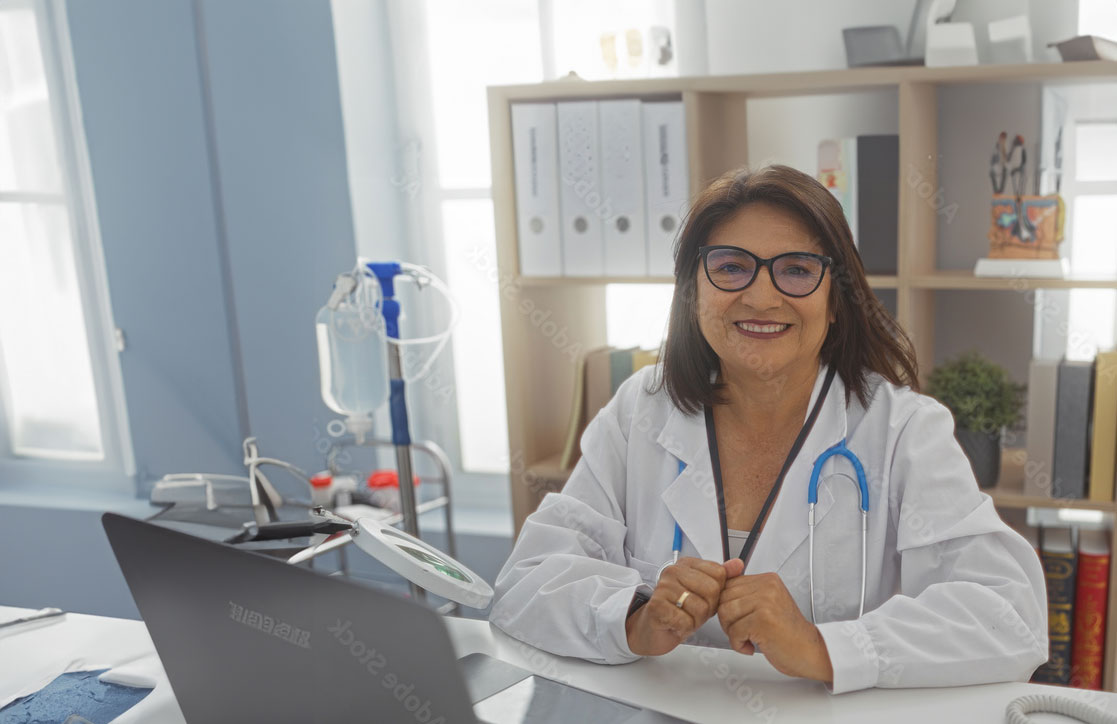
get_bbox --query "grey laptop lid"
[103,512,478,724]
[103,513,690,724]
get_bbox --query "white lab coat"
[491,365,1048,694]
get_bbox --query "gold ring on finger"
[675,590,690,609]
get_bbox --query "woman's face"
[695,202,834,388]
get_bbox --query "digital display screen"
[473,676,637,724]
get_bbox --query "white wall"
[705,0,1079,74]
[705,0,915,75]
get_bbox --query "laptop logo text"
[228,601,311,649]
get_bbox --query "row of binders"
[512,99,689,278]
[1025,352,1117,501]
[1029,526,1110,689]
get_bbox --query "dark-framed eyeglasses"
[698,245,832,297]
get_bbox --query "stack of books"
[1031,527,1111,689]
[559,346,660,470]
[1025,351,1117,502]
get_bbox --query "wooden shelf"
[489,59,1117,691]
[913,271,1117,291]
[490,60,1117,102]
[987,448,1117,512]
[518,275,674,286]
[516,274,899,288]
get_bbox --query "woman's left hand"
[716,572,834,684]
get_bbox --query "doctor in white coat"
[490,165,1048,694]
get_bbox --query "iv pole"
[368,262,424,602]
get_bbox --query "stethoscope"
[655,367,870,624]
[807,438,869,623]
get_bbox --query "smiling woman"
[491,164,1048,695]
[658,164,918,417]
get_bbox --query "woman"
[490,165,1047,693]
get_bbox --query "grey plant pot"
[955,427,1002,489]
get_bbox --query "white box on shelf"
[598,99,647,277]
[974,258,1070,278]
[642,100,688,277]
[511,103,562,277]
[557,101,605,277]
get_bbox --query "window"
[0,0,131,483]
[382,1,683,517]
[1036,84,1117,362]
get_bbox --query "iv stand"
[368,262,424,603]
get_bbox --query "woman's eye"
[717,263,745,274]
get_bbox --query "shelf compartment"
[988,448,1117,512]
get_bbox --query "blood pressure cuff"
[0,669,152,724]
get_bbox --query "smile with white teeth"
[735,322,790,333]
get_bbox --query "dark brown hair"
[655,164,919,414]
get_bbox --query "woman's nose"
[738,265,783,308]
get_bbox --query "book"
[1089,351,1117,502]
[609,347,637,396]
[632,348,659,375]
[584,346,615,432]
[1053,359,1094,499]
[818,138,857,237]
[558,346,610,471]
[1032,526,1078,685]
[1025,359,1059,497]
[817,135,898,274]
[854,134,899,275]
[1071,529,1110,690]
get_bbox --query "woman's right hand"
[626,557,745,656]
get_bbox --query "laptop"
[102,513,689,724]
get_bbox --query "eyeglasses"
[698,245,832,297]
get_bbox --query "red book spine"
[1072,549,1110,690]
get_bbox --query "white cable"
[333,261,459,384]
[384,262,460,383]
[1005,694,1117,724]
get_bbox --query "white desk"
[1,605,1113,723]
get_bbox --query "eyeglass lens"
[705,248,825,295]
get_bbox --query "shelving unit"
[487,59,1117,689]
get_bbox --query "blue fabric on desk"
[0,669,152,724]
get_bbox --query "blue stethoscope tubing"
[659,440,870,624]
[808,438,870,623]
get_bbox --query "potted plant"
[926,352,1025,489]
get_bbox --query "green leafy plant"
[926,352,1025,433]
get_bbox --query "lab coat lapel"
[746,367,848,574]
[656,405,726,562]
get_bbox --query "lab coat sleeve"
[489,396,650,665]
[816,399,1048,694]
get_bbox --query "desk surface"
[1,605,1112,724]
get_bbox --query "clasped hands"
[624,557,833,684]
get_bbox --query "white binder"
[598,99,646,277]
[557,101,605,277]
[642,101,689,276]
[511,103,562,276]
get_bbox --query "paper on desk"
[0,608,155,711]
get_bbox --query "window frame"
[0,0,134,492]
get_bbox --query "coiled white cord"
[1005,694,1117,724]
